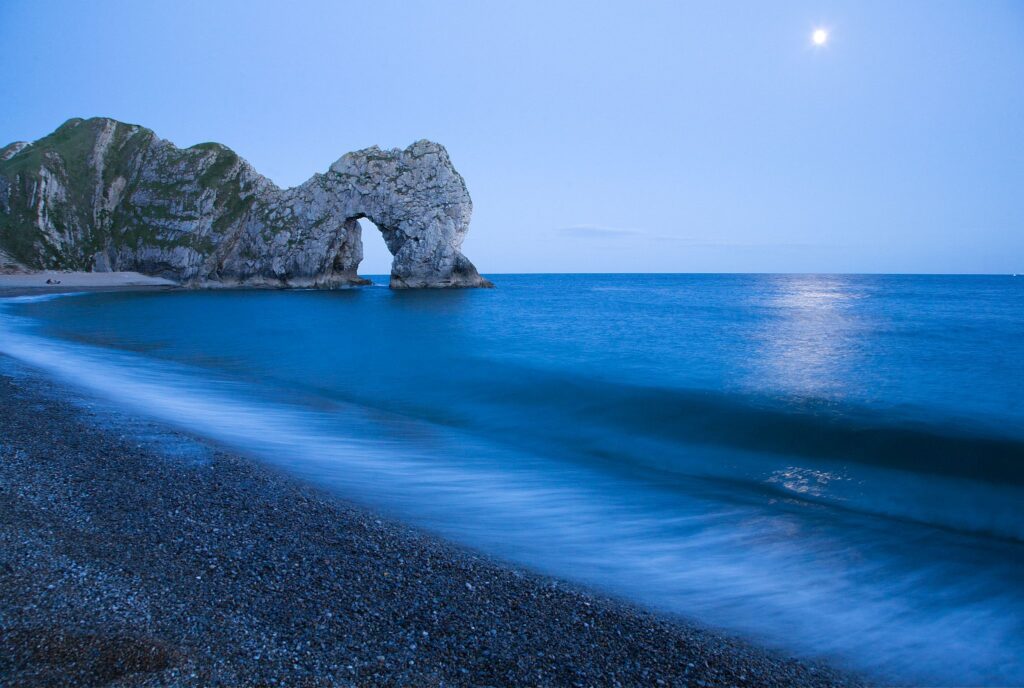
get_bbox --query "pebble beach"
[0,364,862,687]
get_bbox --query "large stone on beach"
[0,118,492,289]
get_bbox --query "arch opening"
[353,217,394,284]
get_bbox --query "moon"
[812,28,829,46]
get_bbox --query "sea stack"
[0,118,492,289]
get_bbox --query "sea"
[1,273,1021,685]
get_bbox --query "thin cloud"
[556,225,646,238]
[557,225,829,249]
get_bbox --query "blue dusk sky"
[1,0,1021,274]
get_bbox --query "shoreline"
[0,271,389,298]
[0,361,862,687]
[0,271,181,298]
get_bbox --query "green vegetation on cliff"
[0,118,255,272]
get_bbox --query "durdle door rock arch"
[0,117,492,288]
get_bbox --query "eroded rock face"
[0,118,492,288]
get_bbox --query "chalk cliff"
[0,118,491,288]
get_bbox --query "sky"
[1,0,1022,274]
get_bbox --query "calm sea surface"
[2,274,1022,684]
